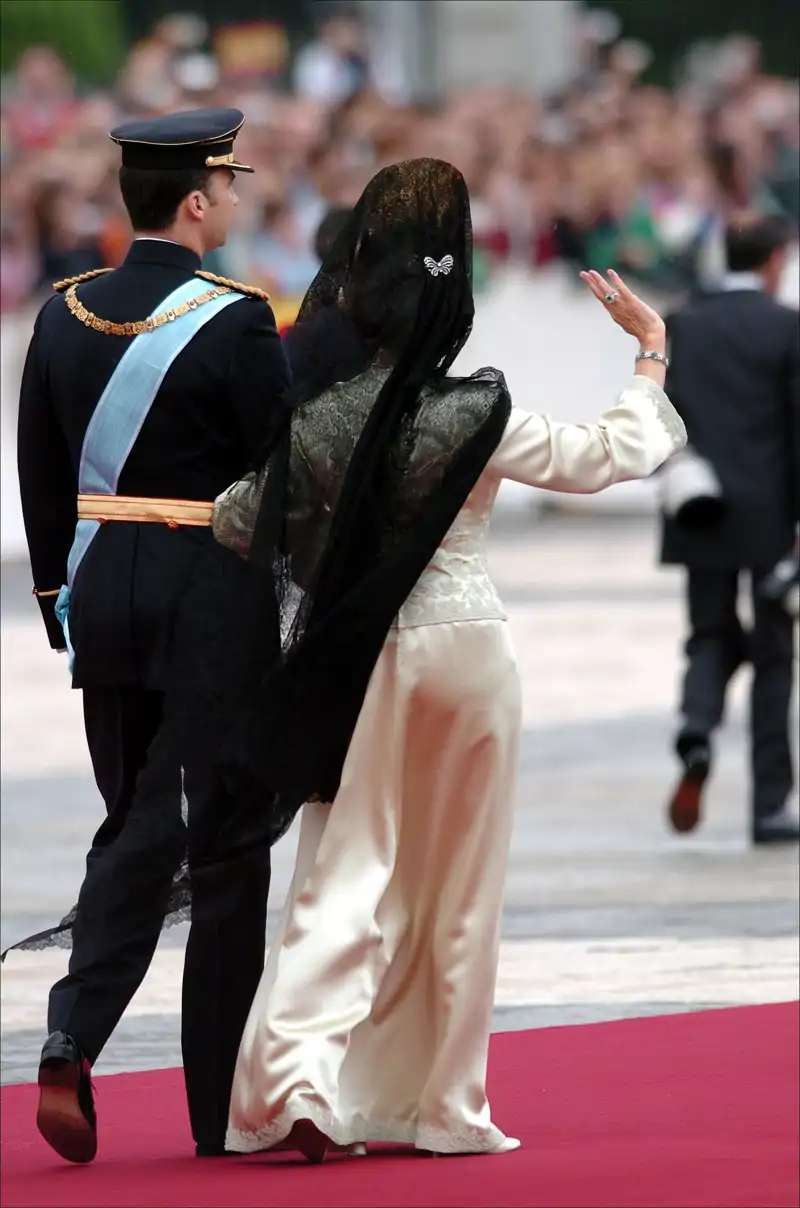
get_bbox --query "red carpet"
[2,1003,798,1208]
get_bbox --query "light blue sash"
[57,277,245,671]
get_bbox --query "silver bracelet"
[636,350,669,368]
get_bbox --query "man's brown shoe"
[668,742,711,834]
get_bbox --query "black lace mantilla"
[1,870,192,958]
[167,160,514,862]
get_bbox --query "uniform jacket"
[17,238,293,688]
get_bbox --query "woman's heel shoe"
[286,1119,330,1164]
[488,1137,521,1154]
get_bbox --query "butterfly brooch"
[424,255,454,277]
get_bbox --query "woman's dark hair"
[302,158,475,384]
[118,165,214,231]
[314,206,351,261]
[725,214,793,273]
[281,228,430,404]
[343,229,430,354]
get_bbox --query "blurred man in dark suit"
[660,214,799,844]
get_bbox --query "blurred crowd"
[1,7,798,317]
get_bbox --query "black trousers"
[82,686,165,855]
[680,569,796,818]
[47,685,271,1150]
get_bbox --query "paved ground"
[2,514,798,1085]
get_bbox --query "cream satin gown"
[224,375,686,1155]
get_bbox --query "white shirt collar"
[133,236,183,246]
[721,272,763,292]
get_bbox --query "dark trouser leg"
[679,569,746,742]
[47,695,185,1064]
[749,573,796,820]
[81,686,164,858]
[181,760,270,1150]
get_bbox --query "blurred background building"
[1,0,799,552]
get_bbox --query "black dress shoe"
[195,1143,235,1157]
[752,808,800,845]
[37,1031,97,1164]
[668,738,711,834]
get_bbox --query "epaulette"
[195,270,270,302]
[52,268,113,293]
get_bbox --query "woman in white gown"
[207,160,686,1162]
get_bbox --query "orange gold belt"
[77,494,214,528]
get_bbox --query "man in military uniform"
[16,108,292,1161]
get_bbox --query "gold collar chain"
[64,283,233,336]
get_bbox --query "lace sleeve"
[212,470,266,559]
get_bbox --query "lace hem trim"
[2,783,193,962]
[1,903,190,959]
[227,1098,508,1154]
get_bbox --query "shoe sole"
[37,1060,96,1164]
[668,764,709,834]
